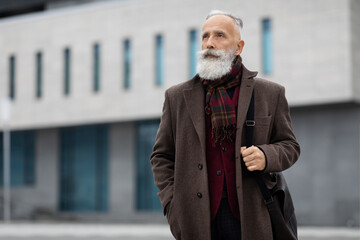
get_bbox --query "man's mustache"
[198,49,226,59]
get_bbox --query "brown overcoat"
[150,65,300,240]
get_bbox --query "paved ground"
[0,223,358,240]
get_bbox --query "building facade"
[0,0,359,226]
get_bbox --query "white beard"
[196,48,237,80]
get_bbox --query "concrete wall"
[351,0,360,102]
[108,121,163,222]
[108,122,136,220]
[0,128,59,219]
[286,104,360,226]
[0,0,357,130]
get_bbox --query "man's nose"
[206,36,215,49]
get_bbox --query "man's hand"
[241,146,266,171]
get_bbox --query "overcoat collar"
[183,63,258,158]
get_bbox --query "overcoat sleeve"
[150,90,175,214]
[258,86,300,173]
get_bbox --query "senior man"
[150,10,300,240]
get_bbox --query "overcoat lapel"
[183,78,206,158]
[234,65,258,231]
[235,65,257,159]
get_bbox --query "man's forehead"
[202,14,236,32]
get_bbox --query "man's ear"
[235,40,245,55]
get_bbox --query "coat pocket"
[255,116,271,126]
[166,199,181,239]
[254,115,272,144]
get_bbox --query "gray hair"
[206,10,243,34]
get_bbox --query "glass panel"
[0,131,35,186]
[60,125,108,212]
[64,48,71,95]
[189,29,198,78]
[59,127,74,211]
[36,52,42,98]
[155,35,164,86]
[136,120,162,211]
[262,18,273,75]
[124,39,131,89]
[95,125,108,210]
[9,55,15,100]
[93,43,100,92]
[11,132,25,186]
[23,132,35,185]
[73,126,97,210]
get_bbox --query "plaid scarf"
[201,56,242,145]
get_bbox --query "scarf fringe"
[212,125,236,145]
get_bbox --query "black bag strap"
[245,90,273,204]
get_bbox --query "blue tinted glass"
[60,125,108,212]
[136,120,162,211]
[189,29,198,78]
[124,39,131,89]
[155,35,164,86]
[64,48,71,95]
[9,55,15,100]
[0,131,35,186]
[36,52,42,98]
[93,43,100,92]
[262,19,273,74]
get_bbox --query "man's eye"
[217,33,224,37]
[202,35,208,39]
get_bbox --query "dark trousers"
[211,197,242,240]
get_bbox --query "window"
[64,48,71,95]
[93,43,100,92]
[155,35,164,86]
[123,39,131,89]
[136,120,162,211]
[0,131,35,186]
[189,29,198,78]
[36,52,42,98]
[9,55,15,100]
[60,124,108,211]
[262,18,273,75]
